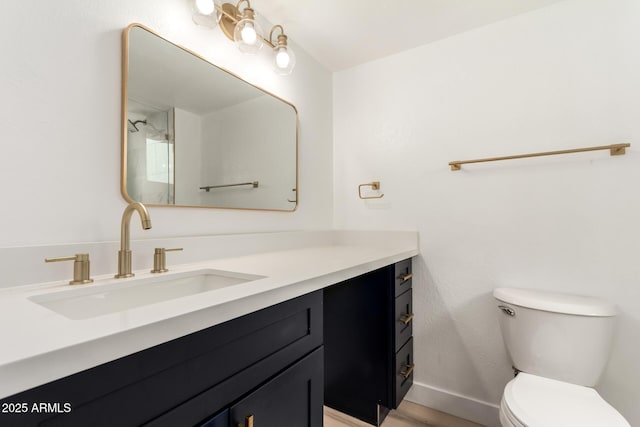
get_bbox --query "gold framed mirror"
[122,24,298,211]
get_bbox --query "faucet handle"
[45,253,94,285]
[151,248,183,274]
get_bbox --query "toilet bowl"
[493,287,630,427]
[499,373,629,427]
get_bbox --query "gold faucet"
[115,202,152,278]
[45,253,94,285]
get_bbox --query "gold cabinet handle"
[400,313,414,325]
[151,247,183,273]
[45,253,93,285]
[238,415,254,427]
[401,363,415,379]
[399,273,413,281]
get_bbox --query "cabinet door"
[200,409,228,427]
[230,347,323,427]
[324,266,393,425]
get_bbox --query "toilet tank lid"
[493,288,617,317]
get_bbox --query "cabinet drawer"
[394,337,414,408]
[395,288,413,352]
[394,258,413,297]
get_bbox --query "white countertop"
[0,231,418,399]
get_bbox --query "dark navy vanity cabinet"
[324,259,414,426]
[0,258,412,427]
[0,291,324,427]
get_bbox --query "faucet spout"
[115,202,152,278]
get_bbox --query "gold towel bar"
[200,181,259,191]
[449,143,630,171]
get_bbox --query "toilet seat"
[501,373,630,427]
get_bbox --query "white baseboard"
[405,381,501,427]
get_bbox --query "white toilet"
[493,287,630,427]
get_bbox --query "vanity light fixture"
[270,25,296,75]
[189,0,296,74]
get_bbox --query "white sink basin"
[29,269,265,320]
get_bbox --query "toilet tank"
[494,287,617,387]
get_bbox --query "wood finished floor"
[324,401,485,427]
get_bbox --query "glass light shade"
[273,45,296,75]
[191,0,221,28]
[234,18,264,54]
[195,0,215,14]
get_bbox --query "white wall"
[333,0,640,425]
[0,0,332,248]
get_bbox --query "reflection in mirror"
[127,104,174,204]
[122,24,298,211]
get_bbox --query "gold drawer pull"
[401,363,415,379]
[400,313,414,325]
[399,273,413,281]
[238,415,254,427]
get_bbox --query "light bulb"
[191,0,220,28]
[276,48,290,69]
[241,23,257,45]
[234,14,263,54]
[271,36,296,75]
[195,0,214,15]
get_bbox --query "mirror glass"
[122,24,298,211]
